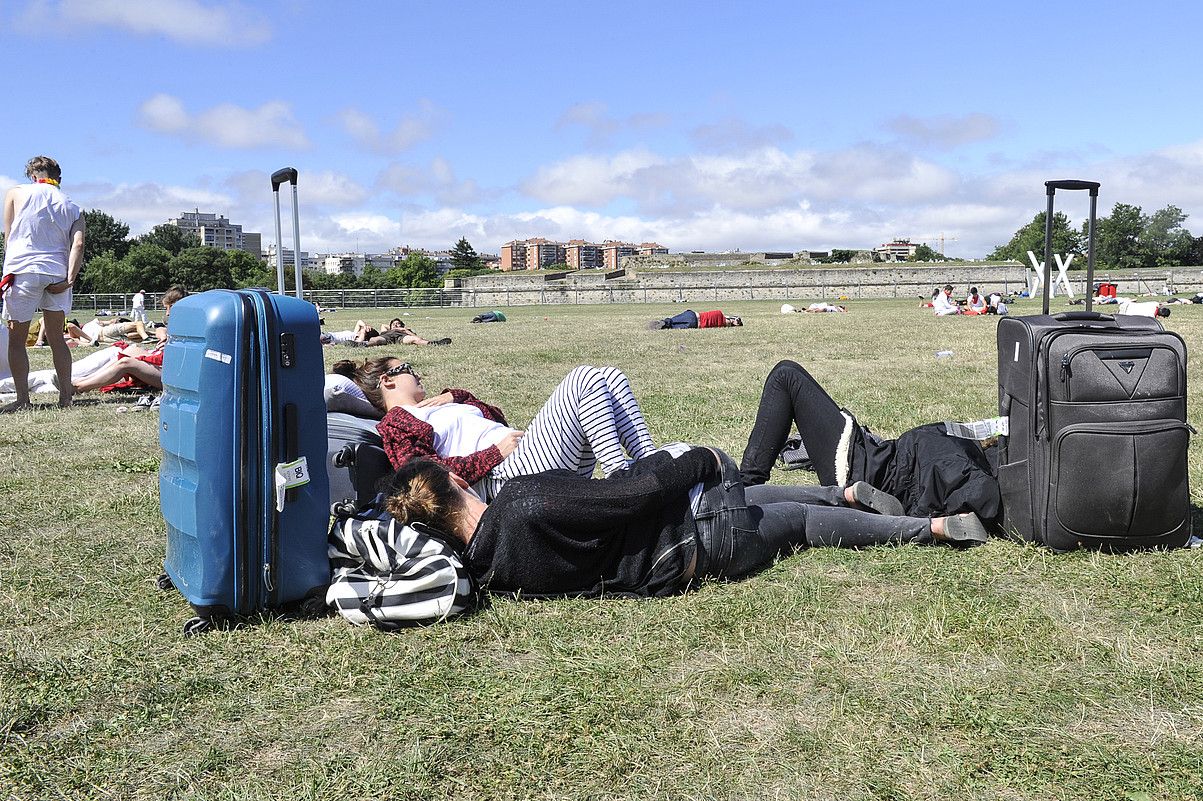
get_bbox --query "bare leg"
[42,310,74,408]
[3,320,33,411]
[73,358,163,394]
[401,334,432,346]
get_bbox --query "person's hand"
[46,279,72,294]
[496,430,524,457]
[416,391,454,408]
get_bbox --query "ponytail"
[382,458,470,545]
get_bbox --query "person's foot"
[932,513,989,545]
[846,481,905,516]
[0,400,33,414]
[429,337,452,346]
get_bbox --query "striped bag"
[326,501,476,629]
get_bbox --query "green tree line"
[5,209,447,294]
[989,203,1203,269]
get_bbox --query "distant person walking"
[131,289,148,324]
[2,156,85,411]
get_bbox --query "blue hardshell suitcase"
[159,289,330,632]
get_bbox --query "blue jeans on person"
[664,310,699,329]
[693,449,931,581]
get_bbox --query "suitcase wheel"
[183,616,214,637]
[155,573,175,592]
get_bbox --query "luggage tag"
[944,416,1009,440]
[274,456,311,511]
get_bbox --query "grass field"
[2,297,1201,801]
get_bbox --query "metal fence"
[67,269,1195,312]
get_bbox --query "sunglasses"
[383,362,419,381]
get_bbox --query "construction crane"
[918,233,959,257]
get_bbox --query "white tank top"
[3,183,82,278]
[404,403,515,457]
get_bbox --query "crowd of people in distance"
[924,285,1008,316]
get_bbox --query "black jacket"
[464,448,716,598]
[850,422,1001,523]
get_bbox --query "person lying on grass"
[739,359,1001,525]
[380,449,988,599]
[333,357,657,502]
[344,317,451,347]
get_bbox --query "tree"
[223,249,272,288]
[76,252,130,294]
[449,237,482,272]
[81,209,131,262]
[136,223,200,256]
[168,247,232,292]
[912,243,942,261]
[988,211,1082,264]
[123,243,174,292]
[385,253,440,288]
[1140,204,1194,268]
[1092,203,1145,270]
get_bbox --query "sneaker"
[430,337,452,346]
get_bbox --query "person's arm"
[376,406,506,482]
[2,188,15,246]
[509,448,719,533]
[67,216,85,284]
[446,388,507,425]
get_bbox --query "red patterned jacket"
[375,388,509,483]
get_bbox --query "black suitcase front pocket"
[1050,420,1190,541]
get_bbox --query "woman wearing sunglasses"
[331,357,656,501]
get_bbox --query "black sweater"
[463,448,717,598]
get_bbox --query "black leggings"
[740,360,849,487]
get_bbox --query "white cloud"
[337,100,445,153]
[886,113,1002,149]
[378,158,482,205]
[18,0,271,46]
[137,94,309,149]
[555,101,670,146]
[522,145,955,214]
[690,118,794,152]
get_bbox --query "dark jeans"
[693,450,931,581]
[664,310,699,329]
[740,360,849,487]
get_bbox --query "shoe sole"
[940,514,989,545]
[850,481,905,517]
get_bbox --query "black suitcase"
[996,180,1191,551]
[326,412,393,508]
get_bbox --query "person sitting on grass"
[739,359,1001,524]
[964,287,987,315]
[378,449,988,600]
[933,285,961,316]
[333,357,657,502]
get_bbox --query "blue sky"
[3,0,1202,258]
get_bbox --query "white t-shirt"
[404,403,515,457]
[2,183,82,278]
[1117,299,1161,318]
[132,291,145,310]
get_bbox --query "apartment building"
[638,242,668,256]
[321,252,367,276]
[565,240,604,270]
[601,240,639,271]
[168,210,260,254]
[500,240,527,271]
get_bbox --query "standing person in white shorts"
[131,289,147,324]
[2,156,86,411]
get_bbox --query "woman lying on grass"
[381,448,988,599]
[333,357,657,501]
[740,360,1001,524]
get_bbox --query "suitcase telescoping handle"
[271,167,304,300]
[1053,311,1113,323]
[1043,179,1100,315]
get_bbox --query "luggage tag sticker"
[274,457,311,511]
[204,348,232,364]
